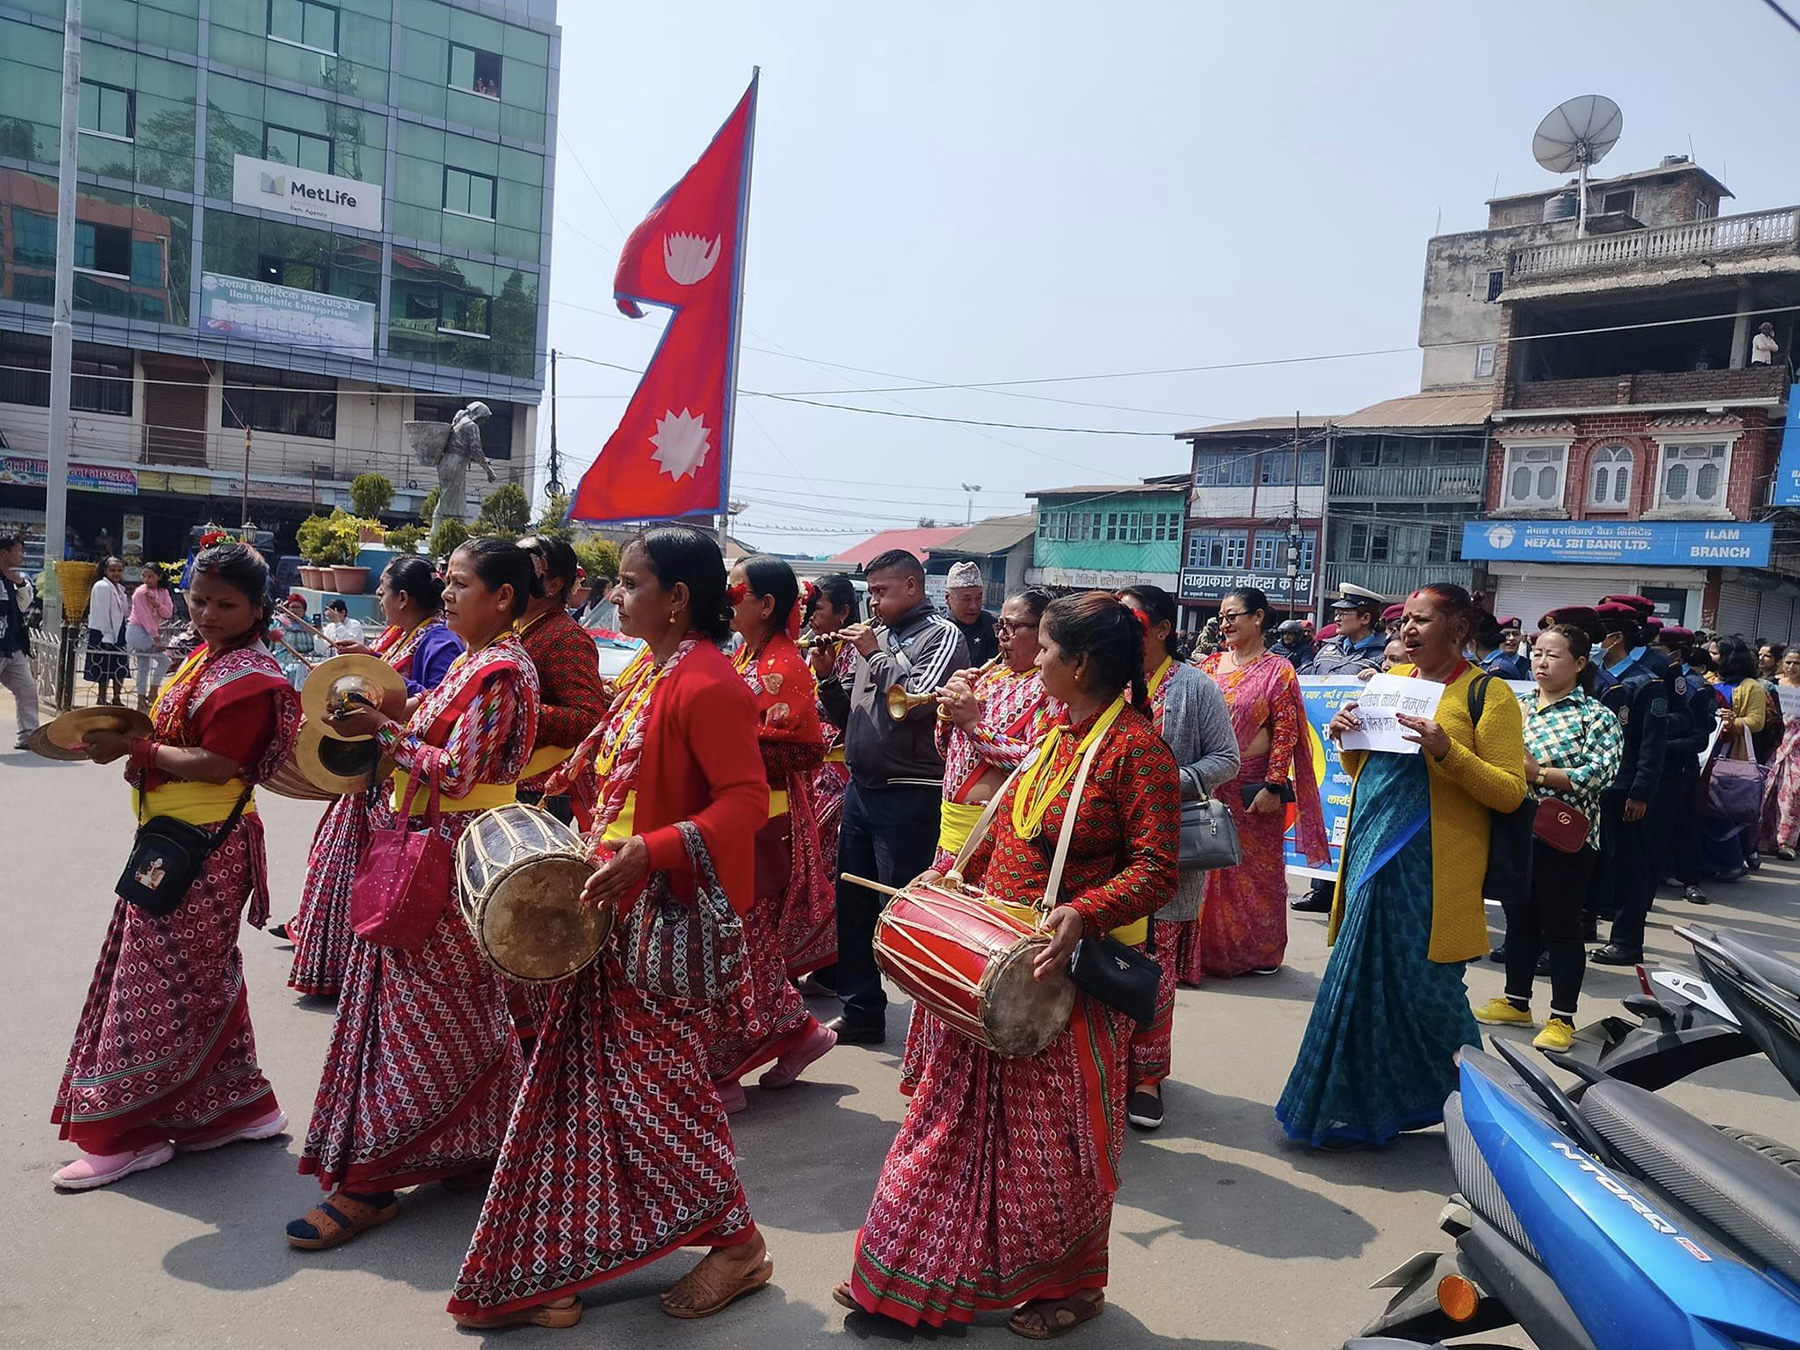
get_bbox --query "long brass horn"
[885,686,941,722]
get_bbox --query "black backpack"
[1469,673,1537,906]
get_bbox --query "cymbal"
[290,719,388,796]
[27,724,90,762]
[300,654,407,739]
[43,705,153,751]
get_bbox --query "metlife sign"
[232,155,383,231]
[1460,519,1772,568]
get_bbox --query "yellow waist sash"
[937,799,985,856]
[521,743,575,780]
[389,771,517,816]
[137,779,257,826]
[603,791,636,843]
[985,896,1145,947]
[825,745,846,765]
[767,788,789,821]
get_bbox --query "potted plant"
[349,473,395,535]
[295,513,333,589]
[321,515,371,594]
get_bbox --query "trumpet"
[884,657,1003,723]
[796,632,841,652]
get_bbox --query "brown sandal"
[285,1192,400,1250]
[659,1255,775,1318]
[1008,1291,1105,1340]
[451,1295,582,1330]
[832,1283,858,1312]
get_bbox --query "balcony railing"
[1504,363,1789,412]
[1329,464,1486,500]
[1509,206,1800,281]
[1322,560,1477,600]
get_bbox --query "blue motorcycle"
[1347,925,1800,1349]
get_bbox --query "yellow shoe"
[1472,997,1533,1027]
[1533,1017,1576,1053]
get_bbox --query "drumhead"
[475,854,610,983]
[977,939,1075,1057]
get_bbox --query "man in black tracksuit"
[1591,604,1671,964]
[820,549,969,1043]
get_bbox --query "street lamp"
[961,483,982,526]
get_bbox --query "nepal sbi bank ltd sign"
[1461,519,1771,568]
[232,155,383,232]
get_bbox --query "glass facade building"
[0,0,558,563]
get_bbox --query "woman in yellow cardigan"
[1276,584,1526,1149]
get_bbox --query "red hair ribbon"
[1131,607,1152,635]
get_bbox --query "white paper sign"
[1339,673,1445,755]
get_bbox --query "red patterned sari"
[705,635,828,1082]
[53,644,301,1155]
[1197,649,1328,977]
[288,617,451,998]
[847,702,1179,1327]
[810,634,855,892]
[297,637,537,1192]
[448,639,768,1320]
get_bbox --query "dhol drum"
[873,881,1075,1057]
[456,803,607,983]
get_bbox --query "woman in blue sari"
[1277,584,1527,1149]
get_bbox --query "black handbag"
[117,786,252,917]
[1468,674,1536,906]
[1070,921,1161,1026]
[1179,796,1241,871]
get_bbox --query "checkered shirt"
[1516,684,1624,850]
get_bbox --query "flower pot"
[357,525,384,543]
[314,567,338,593]
[331,565,371,595]
[298,565,323,589]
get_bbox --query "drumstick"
[840,872,901,897]
[275,634,321,668]
[284,610,333,641]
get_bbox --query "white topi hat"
[945,561,984,590]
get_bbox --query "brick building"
[1439,157,1800,635]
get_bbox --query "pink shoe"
[174,1107,288,1154]
[716,1079,747,1114]
[758,1019,838,1090]
[53,1142,175,1190]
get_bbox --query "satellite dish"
[1532,96,1623,237]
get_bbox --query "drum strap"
[948,731,1107,917]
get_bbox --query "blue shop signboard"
[1775,383,1800,506]
[1460,519,1771,567]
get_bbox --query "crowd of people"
[22,522,1800,1338]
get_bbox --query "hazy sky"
[541,1,1799,555]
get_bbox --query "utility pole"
[240,426,252,530]
[961,482,981,526]
[1317,423,1336,623]
[1287,411,1302,620]
[546,347,563,498]
[43,0,82,607]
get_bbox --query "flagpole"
[718,67,759,552]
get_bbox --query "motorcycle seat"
[1580,1079,1800,1285]
[1707,928,1800,1003]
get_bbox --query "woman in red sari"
[284,556,463,997]
[706,555,837,1112]
[286,538,539,1250]
[799,573,860,975]
[1198,586,1329,978]
[839,591,1179,1337]
[53,543,302,1189]
[449,525,774,1331]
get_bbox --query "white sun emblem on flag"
[650,408,712,480]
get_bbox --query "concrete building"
[0,0,559,569]
[1175,417,1326,627]
[1441,156,1800,634]
[1026,482,1185,594]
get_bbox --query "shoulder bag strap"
[1043,726,1108,913]
[205,783,256,848]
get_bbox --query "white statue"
[418,401,497,532]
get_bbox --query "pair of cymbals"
[300,654,407,740]
[282,719,390,797]
[26,706,154,762]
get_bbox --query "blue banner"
[1461,519,1771,567]
[1282,678,1363,879]
[1776,384,1800,506]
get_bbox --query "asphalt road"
[4,719,1798,1350]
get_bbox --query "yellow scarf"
[1146,655,1174,704]
[1010,695,1126,841]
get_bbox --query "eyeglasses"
[1217,611,1251,623]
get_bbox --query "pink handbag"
[350,772,452,950]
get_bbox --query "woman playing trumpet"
[801,573,860,973]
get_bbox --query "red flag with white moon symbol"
[569,75,757,524]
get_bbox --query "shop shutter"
[1494,575,1615,630]
[1715,582,1760,639]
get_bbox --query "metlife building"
[0,0,559,567]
